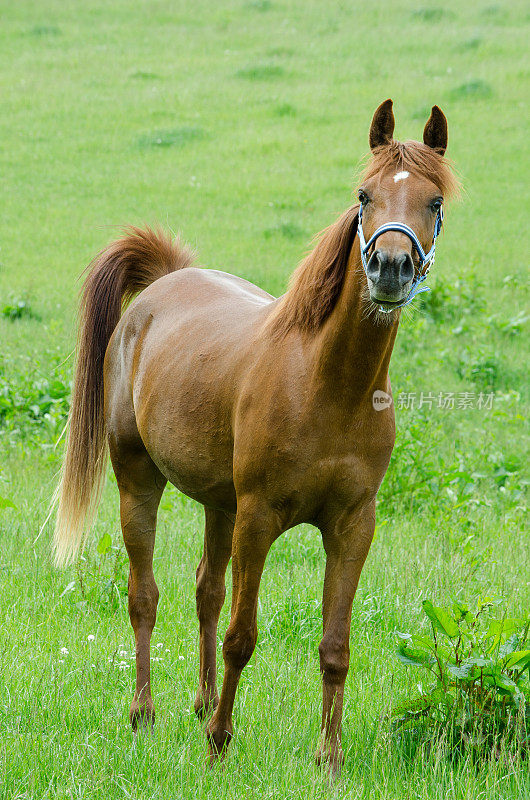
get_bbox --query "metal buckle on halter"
[358,204,443,312]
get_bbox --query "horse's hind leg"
[194,508,234,719]
[109,438,167,731]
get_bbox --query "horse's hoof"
[194,689,219,720]
[315,746,344,779]
[206,719,233,764]
[130,701,155,733]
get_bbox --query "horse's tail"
[52,227,195,567]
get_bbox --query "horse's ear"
[369,99,395,151]
[423,105,448,155]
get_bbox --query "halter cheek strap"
[358,204,443,313]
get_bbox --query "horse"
[53,99,458,772]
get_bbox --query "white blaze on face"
[393,170,410,183]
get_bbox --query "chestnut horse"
[53,100,458,771]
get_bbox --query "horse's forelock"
[360,140,460,198]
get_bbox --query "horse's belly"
[144,427,236,512]
[135,370,237,512]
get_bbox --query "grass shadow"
[447,80,493,102]
[236,64,286,80]
[137,127,208,149]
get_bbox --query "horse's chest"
[235,406,395,528]
[309,439,393,503]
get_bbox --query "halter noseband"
[358,203,443,313]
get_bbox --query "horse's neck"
[310,239,399,405]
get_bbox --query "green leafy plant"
[490,311,529,337]
[381,415,483,512]
[0,356,70,438]
[421,272,484,323]
[381,410,526,517]
[457,352,501,392]
[392,599,530,759]
[1,299,38,321]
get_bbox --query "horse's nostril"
[366,249,386,281]
[397,252,414,286]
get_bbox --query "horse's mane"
[268,140,459,339]
[267,204,360,339]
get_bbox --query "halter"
[358,203,443,313]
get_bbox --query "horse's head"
[357,99,458,312]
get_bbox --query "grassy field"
[0,1,528,798]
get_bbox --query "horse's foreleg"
[317,502,375,775]
[112,445,166,732]
[206,500,278,761]
[194,507,234,719]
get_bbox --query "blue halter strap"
[358,203,443,313]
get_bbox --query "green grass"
[0,0,528,797]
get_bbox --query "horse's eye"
[358,189,369,204]
[430,198,443,212]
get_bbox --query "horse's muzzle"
[366,249,414,304]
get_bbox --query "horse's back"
[104,267,276,510]
[142,266,274,313]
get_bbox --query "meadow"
[0,0,528,797]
